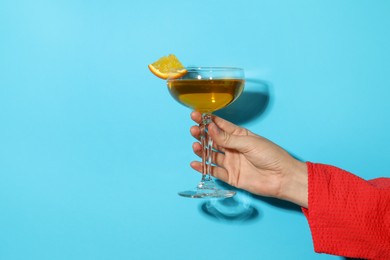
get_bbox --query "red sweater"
[302,162,390,259]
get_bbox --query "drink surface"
[167,79,244,113]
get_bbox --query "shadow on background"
[199,180,301,224]
[215,78,273,124]
[199,181,260,224]
[251,195,301,212]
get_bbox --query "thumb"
[208,122,246,150]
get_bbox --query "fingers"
[192,142,226,166]
[190,161,202,172]
[208,122,242,150]
[191,111,251,137]
[190,125,201,141]
[190,111,202,124]
[212,115,244,135]
[190,161,229,183]
[192,142,202,157]
[190,110,243,142]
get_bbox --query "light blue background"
[1,0,389,259]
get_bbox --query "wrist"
[279,160,308,208]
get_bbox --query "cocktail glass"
[167,67,245,198]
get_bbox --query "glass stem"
[198,113,215,190]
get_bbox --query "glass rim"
[167,66,245,80]
[184,66,244,71]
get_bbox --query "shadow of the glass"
[199,190,261,224]
[214,78,273,124]
[198,179,302,224]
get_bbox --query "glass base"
[178,180,236,198]
[178,188,236,198]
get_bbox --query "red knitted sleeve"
[301,162,390,259]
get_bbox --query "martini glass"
[167,67,245,198]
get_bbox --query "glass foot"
[178,188,236,198]
[179,178,236,198]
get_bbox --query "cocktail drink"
[167,67,245,198]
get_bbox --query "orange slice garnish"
[148,54,187,79]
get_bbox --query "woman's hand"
[190,111,308,208]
